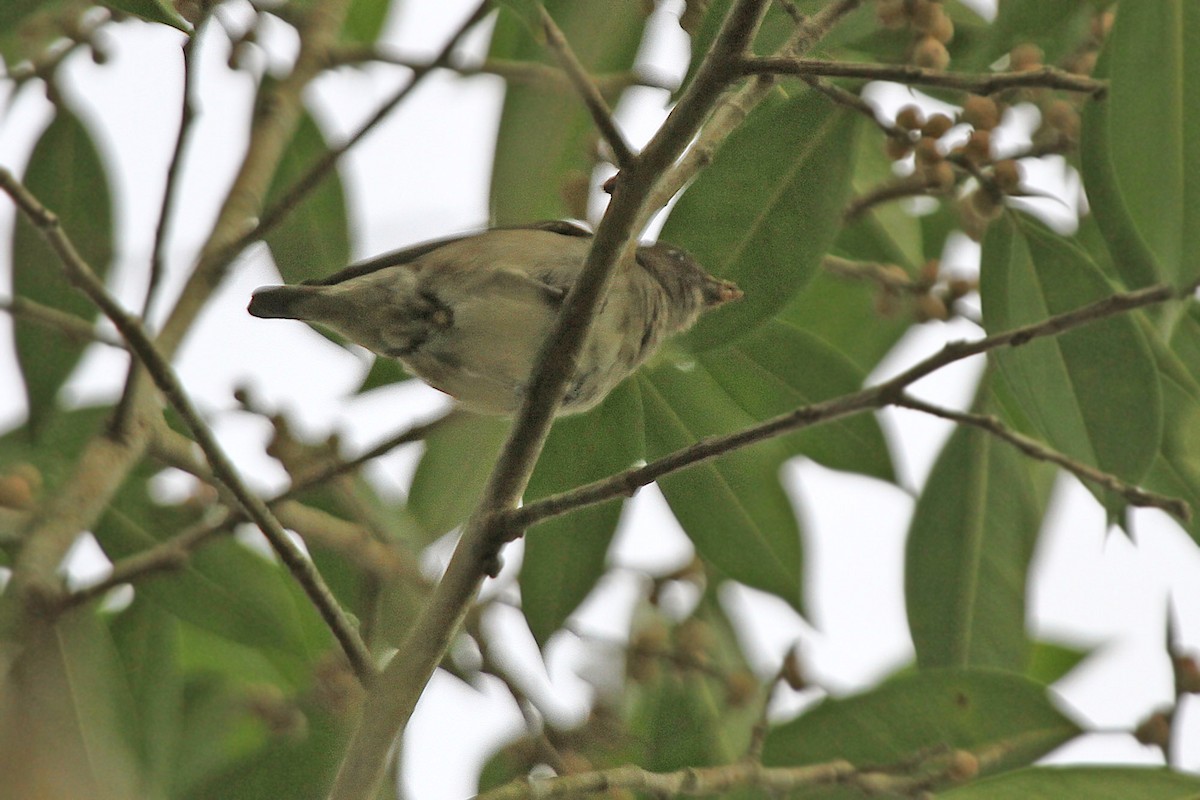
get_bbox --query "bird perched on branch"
[248,220,741,415]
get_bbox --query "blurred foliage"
[2,0,1199,798]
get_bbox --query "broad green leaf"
[171,675,271,794]
[1025,640,1090,686]
[838,117,924,270]
[1086,0,1200,287]
[701,321,894,481]
[639,367,803,612]
[0,405,109,495]
[488,2,648,222]
[339,0,392,44]
[522,381,643,646]
[938,766,1200,799]
[110,600,183,794]
[906,388,1052,671]
[763,669,1080,777]
[1079,47,1161,290]
[264,112,351,284]
[664,91,859,353]
[408,412,511,537]
[1143,375,1200,546]
[0,611,142,799]
[0,0,73,66]
[354,356,410,393]
[778,266,911,374]
[104,0,191,31]
[980,215,1161,490]
[12,108,114,437]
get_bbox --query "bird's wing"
[304,220,593,287]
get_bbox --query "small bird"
[248,220,741,415]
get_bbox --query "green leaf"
[1025,640,1089,686]
[408,412,511,537]
[354,356,410,394]
[980,215,1161,490]
[1079,47,1162,290]
[264,112,351,284]
[103,0,192,32]
[0,611,143,799]
[1083,0,1200,286]
[522,381,643,646]
[937,767,1200,799]
[700,321,894,481]
[762,669,1080,776]
[664,91,859,352]
[488,2,648,222]
[905,386,1052,671]
[339,0,392,44]
[110,600,183,794]
[12,108,114,438]
[639,367,803,612]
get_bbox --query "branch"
[474,742,993,799]
[538,6,635,168]
[0,169,375,682]
[844,172,947,222]
[0,295,125,348]
[508,277,1199,531]
[897,393,1191,521]
[801,74,906,138]
[739,58,1108,98]
[323,49,675,93]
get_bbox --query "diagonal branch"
[738,58,1108,98]
[0,169,375,682]
[538,6,635,169]
[0,295,126,348]
[896,393,1190,521]
[508,277,1199,531]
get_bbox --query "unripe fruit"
[946,750,980,782]
[1010,42,1043,71]
[884,135,914,161]
[961,94,1000,130]
[912,36,950,70]
[896,104,924,131]
[962,128,992,166]
[992,159,1022,193]
[921,113,955,139]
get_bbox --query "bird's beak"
[704,277,743,306]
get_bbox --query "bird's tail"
[248,285,317,320]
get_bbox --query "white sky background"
[1,0,1199,797]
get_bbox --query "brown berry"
[915,293,950,322]
[929,10,954,43]
[924,160,957,192]
[947,277,976,299]
[992,159,1022,193]
[963,128,992,165]
[946,750,980,782]
[921,113,955,139]
[1044,99,1080,140]
[961,94,1001,130]
[914,136,942,166]
[1134,710,1172,748]
[884,135,914,161]
[896,104,925,131]
[969,186,1004,220]
[919,258,940,283]
[0,475,35,510]
[912,36,950,70]
[725,670,759,707]
[911,0,944,34]
[1010,42,1043,72]
[876,0,908,29]
[1175,655,1200,694]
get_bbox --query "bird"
[248,220,741,415]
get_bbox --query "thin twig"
[323,48,675,93]
[844,172,948,222]
[739,58,1108,98]
[0,295,125,348]
[0,168,376,682]
[507,277,1199,532]
[801,74,906,139]
[897,393,1191,521]
[538,6,635,169]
